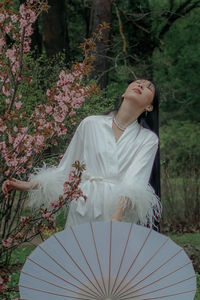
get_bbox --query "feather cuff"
[28,164,66,208]
[109,182,162,228]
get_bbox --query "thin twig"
[8,27,25,112]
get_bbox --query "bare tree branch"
[113,2,127,53]
[159,0,200,39]
[8,28,25,112]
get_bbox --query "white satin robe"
[29,115,161,227]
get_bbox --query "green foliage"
[2,1,200,295]
[160,120,200,174]
[160,120,200,222]
[9,245,35,265]
[196,273,200,300]
[55,209,67,229]
[153,7,200,122]
[166,233,200,299]
[19,51,69,112]
[166,232,200,248]
[3,246,35,299]
[67,0,88,60]
[8,272,20,298]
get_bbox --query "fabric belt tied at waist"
[76,171,118,218]
[81,171,118,184]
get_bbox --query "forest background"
[0,0,200,298]
[22,0,200,228]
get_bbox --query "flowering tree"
[0,0,109,297]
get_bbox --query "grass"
[4,245,35,299]
[196,274,200,300]
[166,232,200,248]
[4,232,200,299]
[168,233,200,300]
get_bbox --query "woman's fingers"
[2,178,35,194]
[2,180,10,194]
[2,178,16,194]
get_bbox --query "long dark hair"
[107,79,161,199]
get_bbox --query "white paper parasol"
[19,221,196,300]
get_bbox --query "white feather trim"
[109,182,162,228]
[28,164,67,208]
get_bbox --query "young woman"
[2,79,162,228]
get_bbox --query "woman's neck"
[115,101,143,127]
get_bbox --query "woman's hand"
[2,178,38,195]
[111,196,132,221]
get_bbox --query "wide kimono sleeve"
[28,122,84,208]
[110,132,161,227]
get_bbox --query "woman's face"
[122,79,155,110]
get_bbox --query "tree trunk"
[31,19,42,55]
[90,0,112,89]
[42,0,70,59]
[125,0,154,78]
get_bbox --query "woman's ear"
[146,104,153,112]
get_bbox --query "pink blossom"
[15,101,22,109]
[25,24,33,37]
[49,217,55,222]
[60,127,67,135]
[0,13,6,23]
[0,4,96,182]
[13,133,24,148]
[21,126,28,133]
[0,141,6,150]
[13,125,18,132]
[11,14,18,23]
[2,237,13,248]
[26,150,32,157]
[20,216,30,223]
[27,162,33,169]
[35,135,44,146]
[0,38,5,48]
[16,167,26,174]
[0,124,7,132]
[53,113,65,123]
[45,106,52,114]
[11,61,20,74]
[8,157,18,167]
[20,156,28,164]
[42,212,52,219]
[46,89,51,96]
[6,48,16,63]
[50,200,59,209]
[19,4,37,26]
[4,25,11,34]
[5,98,10,104]
[67,170,75,182]
[15,232,23,238]
[2,85,11,97]
[8,133,14,144]
[23,40,31,52]
[4,169,10,176]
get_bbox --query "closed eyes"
[135,80,154,92]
